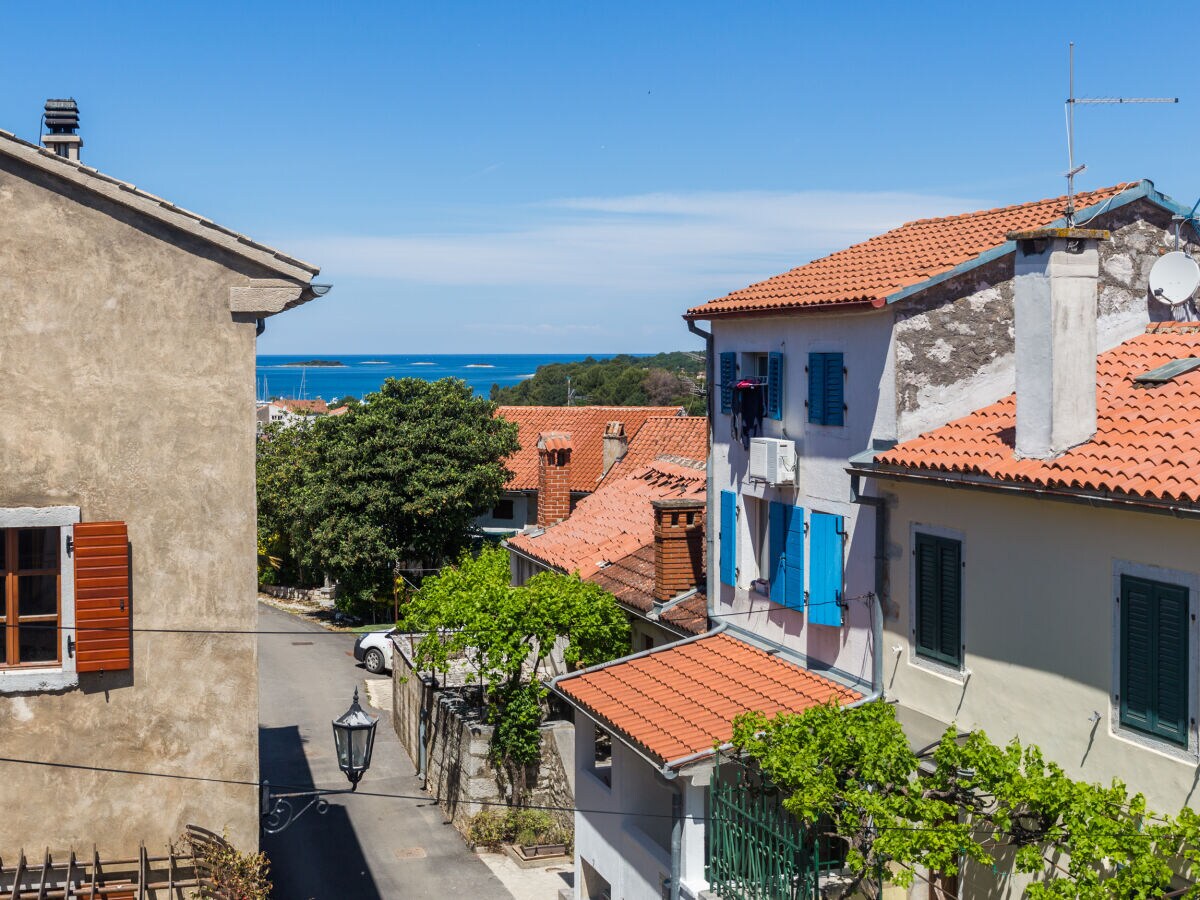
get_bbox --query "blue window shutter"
[808,512,844,626]
[719,490,737,587]
[783,505,805,611]
[720,352,736,415]
[826,352,844,426]
[768,501,786,603]
[807,353,825,424]
[767,352,784,421]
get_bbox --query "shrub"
[467,810,507,849]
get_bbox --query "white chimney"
[41,99,82,161]
[601,421,627,476]
[1011,227,1109,459]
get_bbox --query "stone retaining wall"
[392,635,575,832]
[257,583,336,607]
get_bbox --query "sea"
[255,354,620,401]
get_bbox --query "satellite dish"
[1148,251,1200,306]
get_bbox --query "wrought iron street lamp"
[261,688,380,834]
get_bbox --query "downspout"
[686,318,716,618]
[848,473,887,705]
[664,776,684,900]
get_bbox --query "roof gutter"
[846,461,1200,520]
[683,299,877,322]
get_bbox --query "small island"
[282,359,345,367]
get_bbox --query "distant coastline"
[282,359,345,367]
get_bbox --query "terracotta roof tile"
[557,633,861,763]
[495,406,685,492]
[875,326,1200,504]
[605,415,708,478]
[685,184,1135,319]
[588,545,709,635]
[507,458,705,574]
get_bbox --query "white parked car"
[353,628,396,674]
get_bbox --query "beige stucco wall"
[884,480,1200,817]
[0,155,302,852]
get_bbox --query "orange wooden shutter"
[73,521,131,673]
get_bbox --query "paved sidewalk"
[475,849,574,899]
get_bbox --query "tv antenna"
[1064,41,1177,225]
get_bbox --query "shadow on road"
[260,724,383,900]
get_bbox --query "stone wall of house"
[892,197,1192,441]
[392,637,574,832]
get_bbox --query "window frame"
[1112,561,1198,757]
[907,523,966,680]
[0,507,80,692]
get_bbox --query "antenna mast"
[1064,41,1177,226]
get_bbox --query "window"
[807,352,845,426]
[491,497,515,521]
[0,527,62,666]
[721,350,783,420]
[590,724,613,788]
[914,533,962,667]
[1120,574,1189,747]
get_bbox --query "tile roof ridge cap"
[895,182,1134,229]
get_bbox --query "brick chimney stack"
[652,498,706,602]
[537,432,572,527]
[601,421,628,477]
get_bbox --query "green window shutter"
[766,352,784,421]
[1120,574,1190,746]
[1154,582,1189,745]
[914,533,962,667]
[720,352,736,415]
[1120,576,1155,734]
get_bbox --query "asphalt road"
[257,601,511,899]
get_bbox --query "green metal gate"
[706,766,822,900]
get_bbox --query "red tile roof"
[556,633,860,764]
[587,545,708,636]
[874,324,1200,504]
[606,415,708,478]
[506,458,705,574]
[495,406,685,492]
[274,398,329,414]
[685,183,1136,319]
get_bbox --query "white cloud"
[286,189,980,294]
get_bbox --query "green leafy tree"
[490,351,705,414]
[402,546,629,799]
[256,377,519,606]
[301,378,519,606]
[730,701,1200,899]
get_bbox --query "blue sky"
[2,1,1197,353]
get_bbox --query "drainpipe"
[848,476,887,705]
[686,318,715,617]
[664,776,684,900]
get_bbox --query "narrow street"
[257,601,511,899]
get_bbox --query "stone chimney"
[1010,227,1109,459]
[42,99,82,161]
[652,498,706,602]
[601,421,628,476]
[536,432,572,527]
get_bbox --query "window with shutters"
[0,508,132,692]
[807,352,845,427]
[725,352,784,423]
[1119,574,1191,748]
[913,532,962,668]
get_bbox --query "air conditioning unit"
[749,437,796,485]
